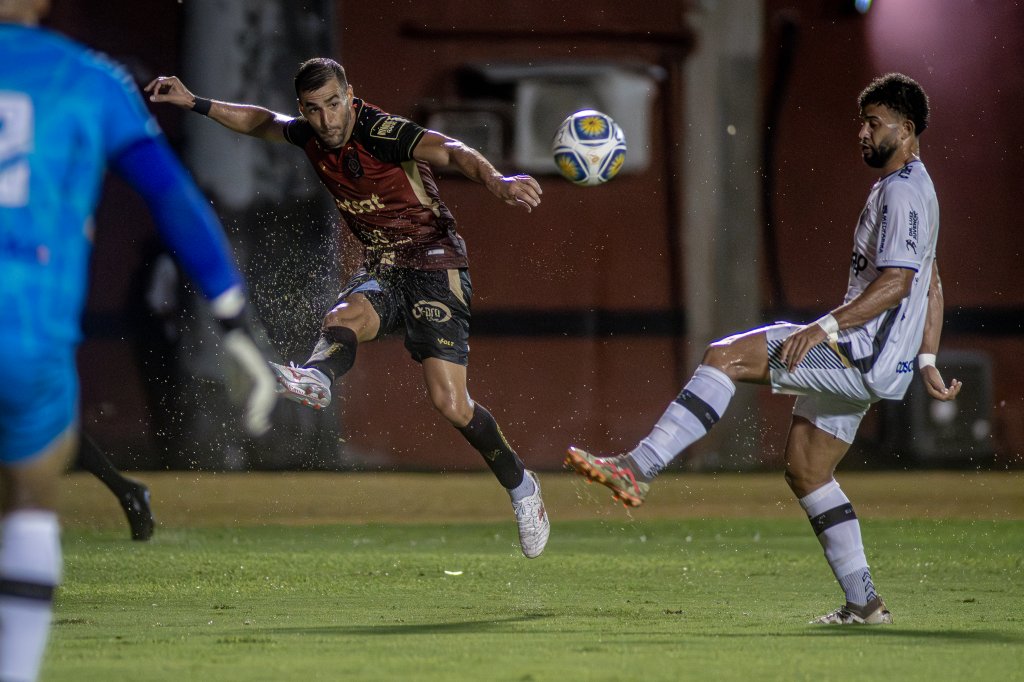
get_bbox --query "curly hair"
[858,73,930,135]
[294,58,348,98]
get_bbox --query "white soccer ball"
[551,110,627,187]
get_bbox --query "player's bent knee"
[784,467,832,498]
[324,303,363,327]
[702,342,740,376]
[429,394,472,426]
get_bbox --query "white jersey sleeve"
[875,178,930,272]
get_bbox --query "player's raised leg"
[783,407,891,625]
[269,291,381,410]
[566,327,770,505]
[423,358,549,558]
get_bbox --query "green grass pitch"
[47,472,1024,681]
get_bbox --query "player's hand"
[494,174,542,212]
[921,365,962,401]
[216,313,277,436]
[144,75,197,109]
[779,323,828,372]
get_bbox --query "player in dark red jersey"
[146,58,549,558]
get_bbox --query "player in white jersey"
[565,73,962,624]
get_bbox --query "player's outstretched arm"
[412,131,542,212]
[917,262,962,401]
[780,266,914,372]
[144,75,290,142]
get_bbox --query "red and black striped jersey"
[284,99,468,270]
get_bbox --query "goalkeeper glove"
[211,286,277,436]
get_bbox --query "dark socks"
[305,326,358,382]
[77,433,133,496]
[456,403,525,489]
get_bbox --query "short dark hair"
[294,58,348,97]
[858,73,930,135]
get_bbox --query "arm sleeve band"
[110,137,243,301]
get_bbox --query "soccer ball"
[551,110,627,186]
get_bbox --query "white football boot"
[811,596,893,625]
[512,471,550,559]
[268,362,331,410]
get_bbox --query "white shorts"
[762,323,877,444]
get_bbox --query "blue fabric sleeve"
[94,55,162,158]
[110,137,243,300]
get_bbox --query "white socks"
[508,471,537,503]
[0,510,62,682]
[630,365,736,478]
[799,480,876,606]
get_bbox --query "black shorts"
[333,267,472,365]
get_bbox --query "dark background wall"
[49,0,1023,470]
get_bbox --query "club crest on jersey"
[370,116,407,140]
[412,300,452,323]
[343,148,364,179]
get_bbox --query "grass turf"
[48,512,1024,681]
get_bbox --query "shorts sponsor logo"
[370,116,406,140]
[896,360,914,374]
[412,300,452,323]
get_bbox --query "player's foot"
[269,361,331,409]
[120,480,154,542]
[564,446,650,507]
[811,596,892,625]
[512,471,549,558]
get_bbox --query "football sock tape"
[306,326,358,382]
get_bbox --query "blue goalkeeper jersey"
[0,23,241,356]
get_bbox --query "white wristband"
[814,313,839,343]
[918,353,937,370]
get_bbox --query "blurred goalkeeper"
[565,73,961,625]
[0,1,276,680]
[145,58,550,561]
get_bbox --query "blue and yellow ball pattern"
[551,109,627,187]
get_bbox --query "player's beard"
[862,137,898,169]
[317,130,345,149]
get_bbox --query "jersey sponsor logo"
[896,360,914,374]
[369,116,407,140]
[878,204,889,253]
[906,209,919,253]
[412,300,452,323]
[335,193,386,215]
[437,337,454,347]
[851,250,869,277]
[898,164,914,179]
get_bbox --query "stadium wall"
[56,0,1023,470]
